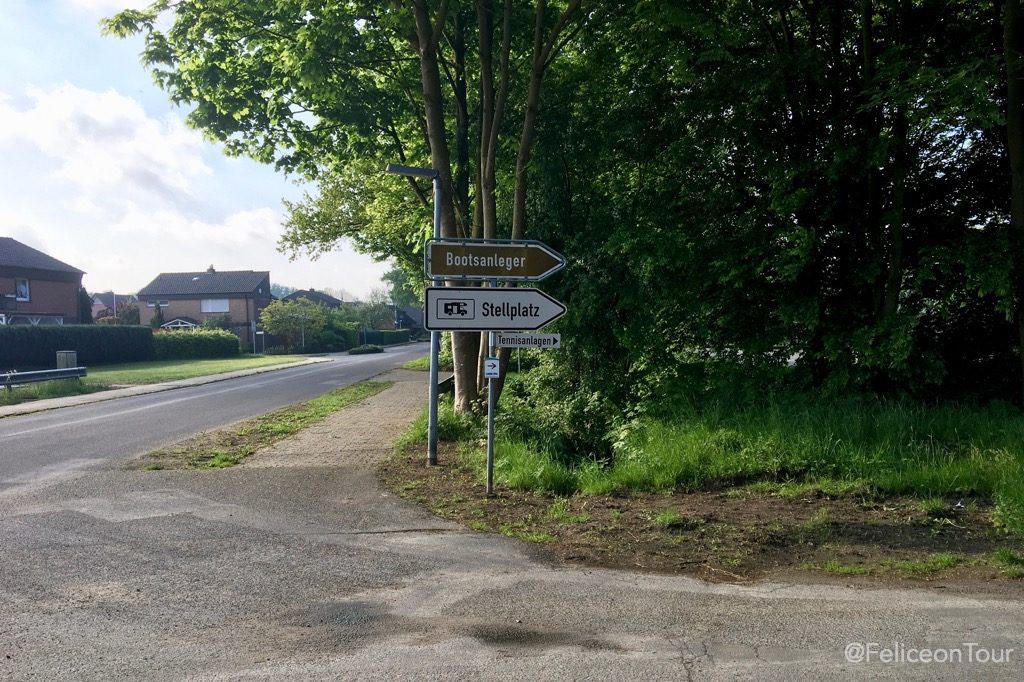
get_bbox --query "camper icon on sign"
[438,298,475,319]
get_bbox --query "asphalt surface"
[1,364,1023,680]
[0,344,426,493]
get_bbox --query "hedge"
[153,329,240,360]
[361,329,411,346]
[0,325,154,369]
[348,344,384,355]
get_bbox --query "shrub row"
[153,329,240,360]
[361,329,410,346]
[348,344,384,355]
[0,325,152,369]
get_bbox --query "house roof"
[91,291,137,308]
[283,289,345,308]
[400,305,424,326]
[0,237,84,274]
[138,269,270,297]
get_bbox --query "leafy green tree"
[259,298,327,352]
[382,267,421,309]
[104,0,591,412]
[150,304,165,329]
[77,288,93,324]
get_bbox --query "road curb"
[0,356,333,419]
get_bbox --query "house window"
[146,300,169,308]
[15,278,30,301]
[201,299,230,313]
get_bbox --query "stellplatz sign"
[426,239,565,281]
[424,286,566,331]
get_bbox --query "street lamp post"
[386,162,441,466]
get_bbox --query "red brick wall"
[0,275,81,323]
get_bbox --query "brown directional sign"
[426,239,565,281]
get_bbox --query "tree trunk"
[1005,0,1024,403]
[882,105,908,319]
[412,0,480,412]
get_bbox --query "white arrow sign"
[495,332,561,349]
[424,286,566,331]
[484,357,501,379]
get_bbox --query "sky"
[0,0,390,300]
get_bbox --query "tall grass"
[485,396,1024,534]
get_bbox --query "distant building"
[137,266,272,350]
[91,291,138,321]
[394,305,424,333]
[0,237,85,326]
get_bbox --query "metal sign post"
[486,328,497,495]
[387,163,441,466]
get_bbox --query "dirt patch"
[379,443,1024,591]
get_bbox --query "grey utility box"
[56,351,78,369]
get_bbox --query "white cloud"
[0,83,389,299]
[0,84,210,215]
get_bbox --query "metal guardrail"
[1,367,88,389]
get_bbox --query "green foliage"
[382,266,422,309]
[77,288,93,324]
[0,325,152,369]
[202,314,232,330]
[105,1,1024,431]
[259,298,328,351]
[153,330,239,360]
[523,0,1019,413]
[150,305,165,328]
[348,344,383,355]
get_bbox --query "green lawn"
[84,356,306,385]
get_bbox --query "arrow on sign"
[426,239,565,281]
[424,286,566,331]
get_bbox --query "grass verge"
[0,379,107,407]
[379,400,1024,586]
[401,356,431,371]
[134,380,391,469]
[483,395,1024,535]
[85,356,306,385]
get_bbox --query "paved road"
[0,344,426,493]
[2,366,1023,680]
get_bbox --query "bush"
[361,329,410,346]
[348,344,384,355]
[153,329,240,360]
[327,319,360,350]
[0,325,153,369]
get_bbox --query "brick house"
[137,266,272,350]
[0,237,85,325]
